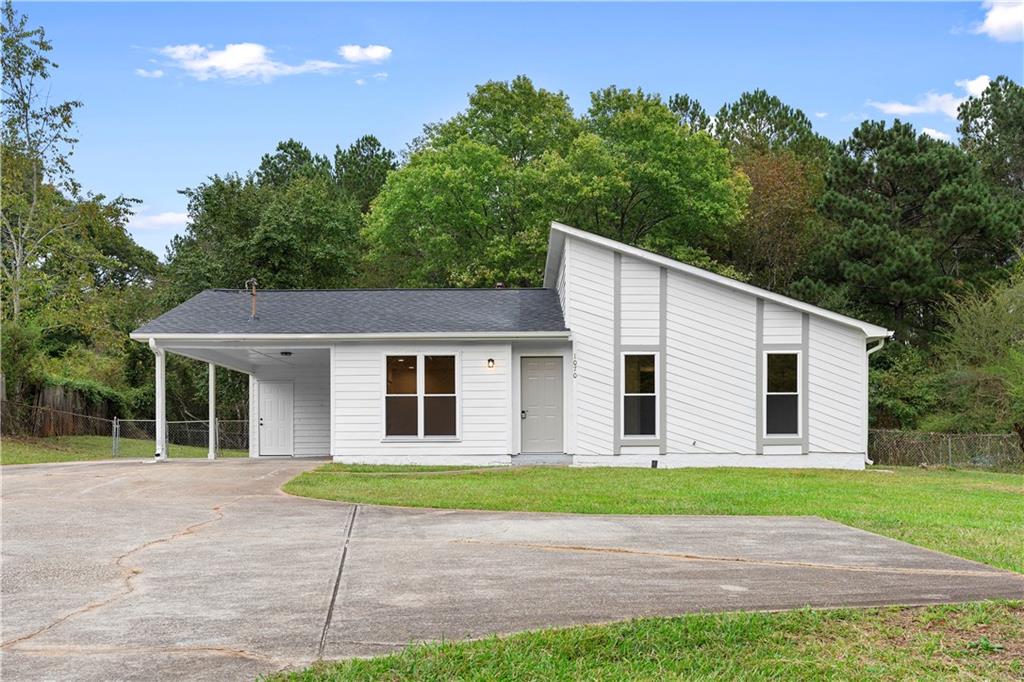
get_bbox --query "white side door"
[259,381,294,456]
[521,357,563,454]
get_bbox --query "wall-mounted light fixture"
[280,351,293,357]
[487,358,495,369]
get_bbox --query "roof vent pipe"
[245,278,259,320]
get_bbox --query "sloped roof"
[543,222,893,339]
[132,288,568,337]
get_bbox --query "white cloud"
[129,209,188,232]
[867,74,990,119]
[813,112,828,119]
[973,0,1024,41]
[135,68,164,78]
[355,78,366,86]
[338,44,392,63]
[373,71,388,80]
[955,74,991,97]
[922,127,953,142]
[159,43,343,81]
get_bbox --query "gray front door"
[521,357,563,454]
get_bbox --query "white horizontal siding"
[763,301,802,345]
[619,255,660,346]
[665,270,757,455]
[333,342,511,457]
[565,237,615,455]
[808,318,866,454]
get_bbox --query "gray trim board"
[801,312,810,454]
[659,267,668,455]
[612,252,621,455]
[755,298,764,455]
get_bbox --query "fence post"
[947,433,952,466]
[112,417,119,458]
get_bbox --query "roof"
[132,288,569,338]
[543,222,894,339]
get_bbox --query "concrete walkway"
[2,459,1021,681]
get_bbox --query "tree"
[1,1,81,321]
[419,75,580,165]
[334,134,396,212]
[256,138,331,187]
[555,87,748,249]
[721,149,824,291]
[793,120,1023,340]
[958,75,1024,194]
[363,139,548,287]
[668,93,711,132]
[714,89,830,161]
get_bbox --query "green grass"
[0,435,247,465]
[275,601,1024,681]
[284,465,1024,573]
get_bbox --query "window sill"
[382,437,462,444]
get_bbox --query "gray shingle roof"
[133,288,568,336]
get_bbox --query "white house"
[131,222,892,470]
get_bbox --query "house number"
[572,354,578,379]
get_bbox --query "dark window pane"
[624,355,656,394]
[385,396,417,436]
[425,355,455,394]
[624,395,656,436]
[767,354,798,393]
[424,396,456,436]
[766,394,798,435]
[387,356,417,394]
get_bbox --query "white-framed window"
[764,351,800,436]
[622,352,658,438]
[384,354,459,439]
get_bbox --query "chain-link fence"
[2,401,248,459]
[869,429,1023,470]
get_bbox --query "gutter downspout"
[863,336,889,464]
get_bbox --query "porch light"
[487,358,495,369]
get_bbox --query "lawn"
[284,464,1024,573]
[0,435,247,465]
[276,601,1024,681]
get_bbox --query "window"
[622,353,657,437]
[385,354,458,438]
[765,352,799,436]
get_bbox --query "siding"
[808,317,865,454]
[332,342,511,457]
[664,270,758,455]
[763,301,802,345]
[619,256,660,346]
[252,361,330,456]
[564,238,615,455]
[555,248,569,327]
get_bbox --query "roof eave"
[130,330,572,343]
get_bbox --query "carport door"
[259,381,293,456]
[521,357,563,454]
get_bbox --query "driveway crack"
[317,504,359,659]
[1,496,244,650]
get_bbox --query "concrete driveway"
[2,460,1022,681]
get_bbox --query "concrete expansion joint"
[451,539,1021,579]
[0,496,245,651]
[6,643,283,663]
[317,504,360,659]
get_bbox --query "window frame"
[620,351,659,440]
[382,352,461,441]
[763,350,801,438]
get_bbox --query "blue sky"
[22,1,1024,257]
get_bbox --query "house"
[131,222,893,469]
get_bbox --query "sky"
[20,1,1024,258]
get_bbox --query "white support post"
[153,343,167,461]
[208,364,217,459]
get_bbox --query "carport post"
[208,364,217,459]
[152,342,167,460]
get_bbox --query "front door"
[259,381,293,456]
[521,357,563,453]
